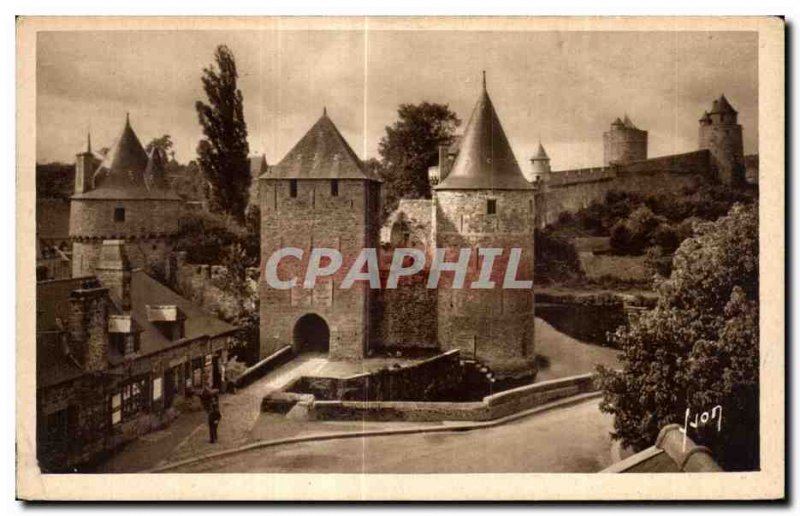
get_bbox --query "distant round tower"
[433,74,536,383]
[69,115,183,278]
[527,142,551,183]
[698,94,745,185]
[603,115,648,165]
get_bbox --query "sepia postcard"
[16,16,785,501]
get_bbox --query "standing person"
[207,393,222,444]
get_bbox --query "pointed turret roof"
[622,114,638,130]
[75,115,180,200]
[267,110,380,181]
[435,78,532,190]
[531,142,550,161]
[93,114,149,188]
[611,117,624,126]
[709,94,737,114]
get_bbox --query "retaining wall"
[295,372,599,422]
[286,349,464,402]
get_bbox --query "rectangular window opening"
[487,199,497,215]
[331,179,339,197]
[114,207,126,222]
[289,179,298,198]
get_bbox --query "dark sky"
[37,29,758,171]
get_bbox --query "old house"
[36,116,239,471]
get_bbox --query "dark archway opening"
[293,313,330,354]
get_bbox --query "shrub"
[534,228,584,284]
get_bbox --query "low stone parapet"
[272,372,599,422]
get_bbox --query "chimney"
[74,133,96,194]
[95,240,132,310]
[68,280,109,372]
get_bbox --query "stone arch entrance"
[293,313,330,354]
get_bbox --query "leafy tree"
[378,102,460,220]
[598,203,759,470]
[195,45,250,223]
[170,160,208,201]
[145,134,176,161]
[174,210,254,265]
[36,162,74,199]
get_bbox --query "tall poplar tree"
[195,45,250,222]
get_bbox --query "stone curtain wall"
[374,281,438,350]
[376,198,438,350]
[535,150,712,228]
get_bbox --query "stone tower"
[528,142,551,183]
[69,115,183,278]
[259,109,382,360]
[698,95,745,185]
[603,115,648,165]
[432,75,537,382]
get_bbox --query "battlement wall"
[535,149,713,227]
[547,166,616,187]
[615,149,711,176]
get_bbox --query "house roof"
[266,110,380,182]
[36,270,237,388]
[36,277,98,387]
[127,270,237,358]
[73,115,180,201]
[435,81,532,191]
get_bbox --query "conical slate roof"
[93,115,149,189]
[267,110,380,181]
[75,115,180,200]
[709,94,737,114]
[622,114,638,130]
[531,142,550,161]
[435,82,532,190]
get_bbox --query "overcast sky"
[37,29,758,171]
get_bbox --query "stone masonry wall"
[259,178,379,360]
[374,280,438,350]
[434,190,536,380]
[535,150,712,227]
[70,198,181,276]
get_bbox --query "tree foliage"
[174,210,258,267]
[598,203,759,470]
[36,162,75,199]
[145,134,176,160]
[195,45,250,223]
[377,102,460,220]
